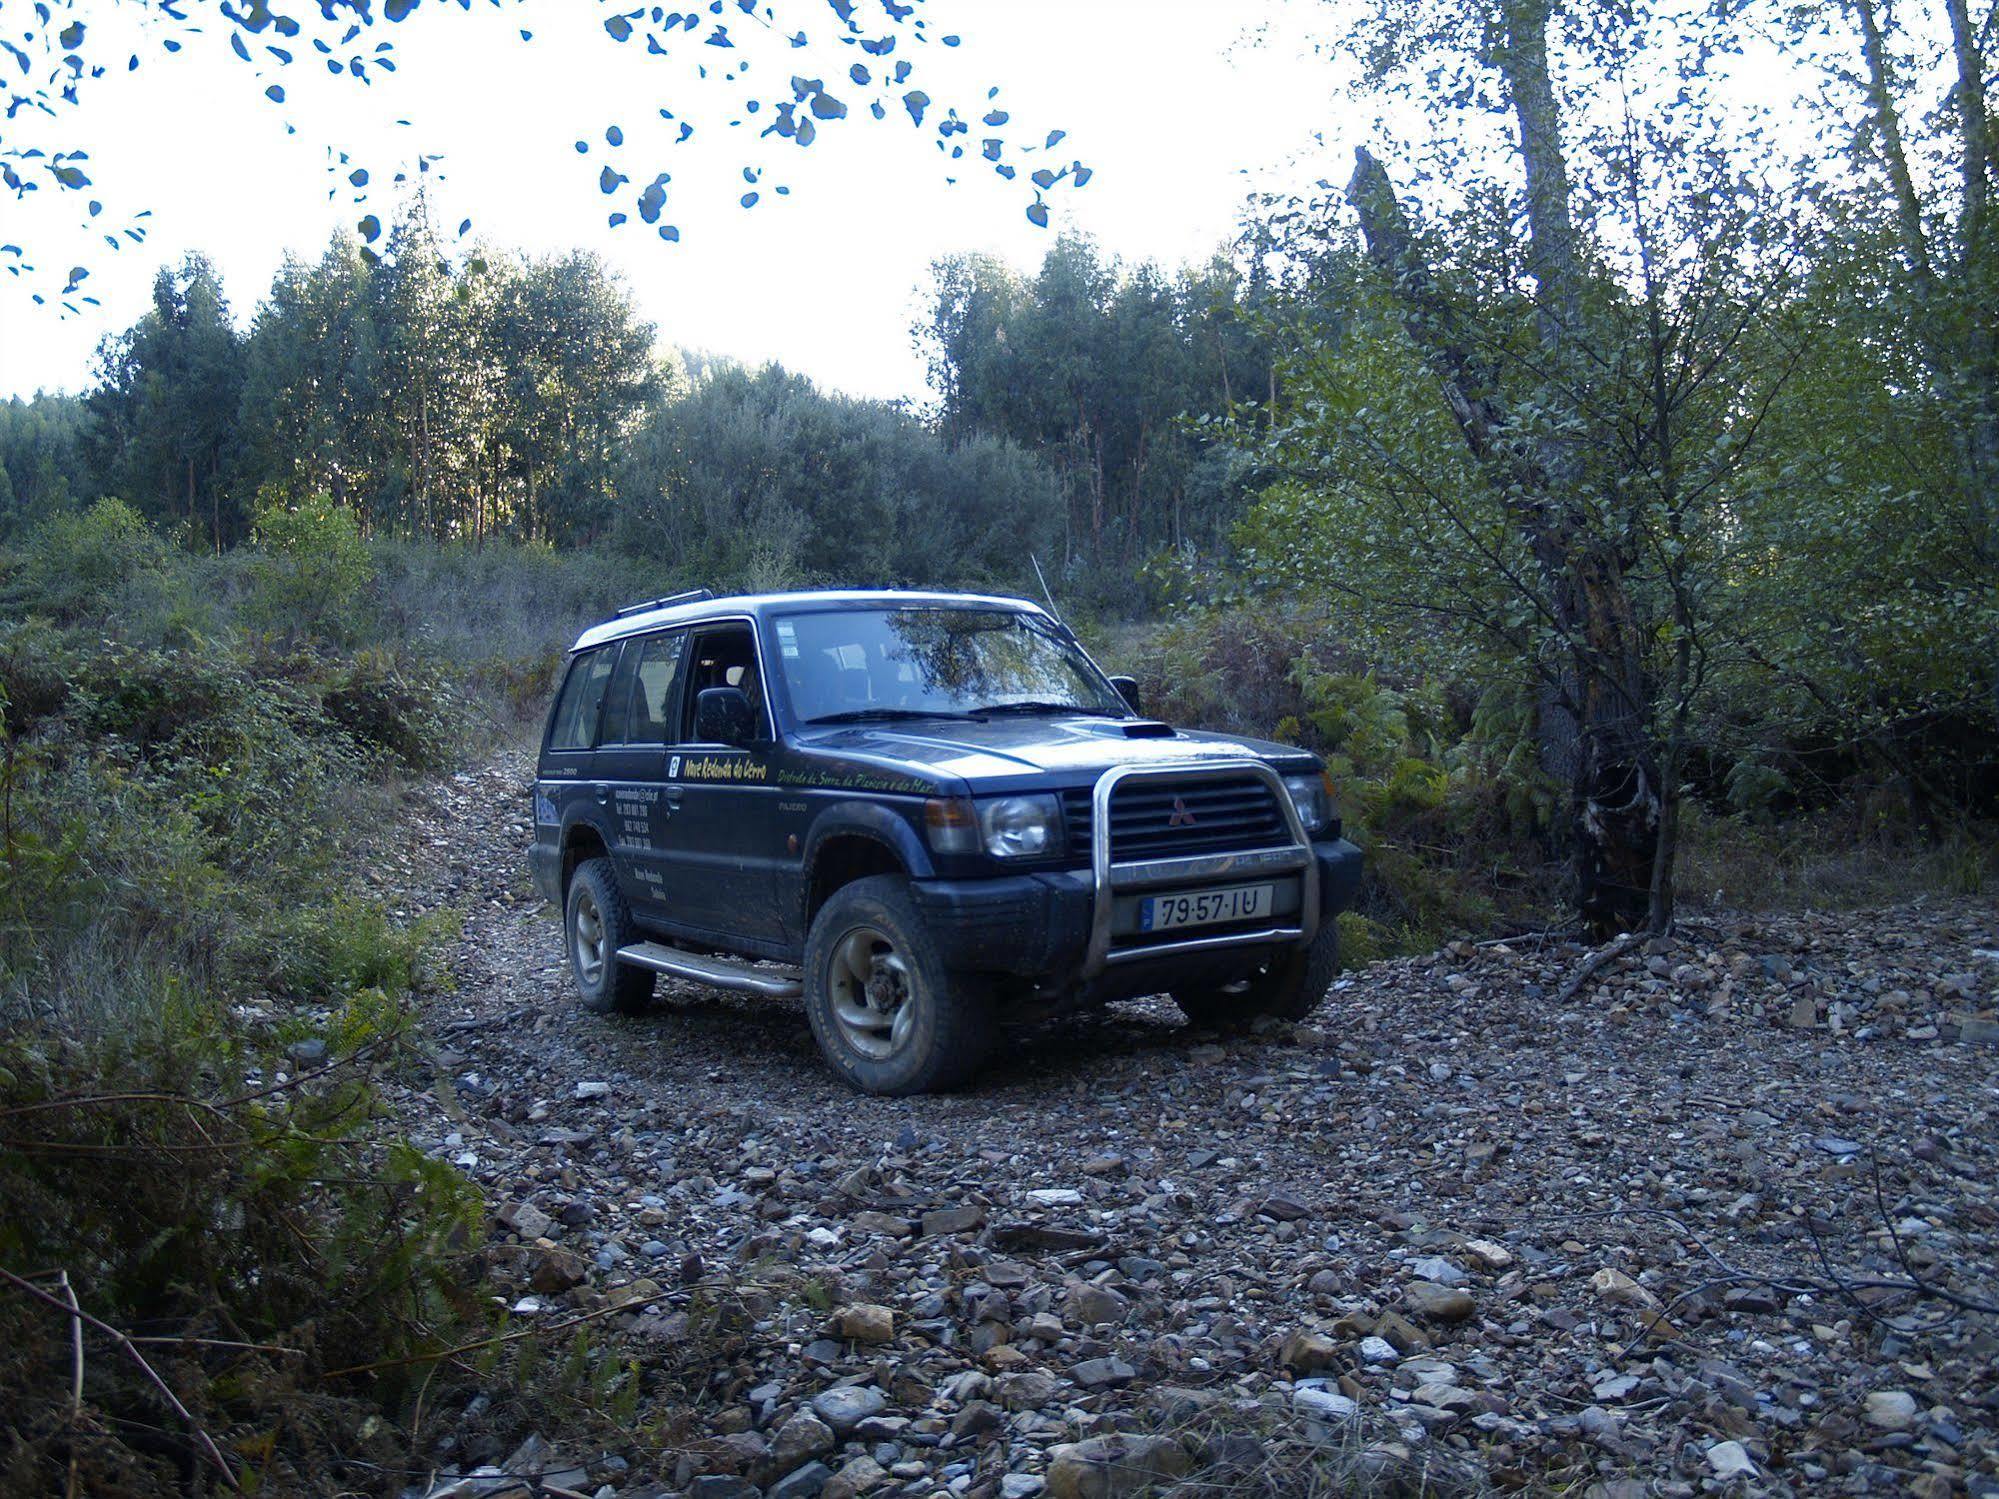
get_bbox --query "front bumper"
[912,835,1363,983]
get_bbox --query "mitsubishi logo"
[1168,796,1198,828]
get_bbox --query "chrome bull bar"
[1081,761,1319,979]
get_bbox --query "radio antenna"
[1029,554,1066,628]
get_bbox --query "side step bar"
[615,942,803,999]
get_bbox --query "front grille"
[1062,773,1293,862]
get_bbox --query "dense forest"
[1,214,1269,602]
[6,134,1994,931]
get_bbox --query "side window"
[549,648,615,751]
[630,632,687,745]
[598,642,641,745]
[682,624,770,742]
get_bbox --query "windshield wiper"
[804,707,986,725]
[972,700,1093,717]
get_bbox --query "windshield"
[773,607,1129,725]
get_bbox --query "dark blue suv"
[530,589,1363,1094]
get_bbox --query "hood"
[791,714,1312,791]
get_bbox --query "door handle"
[595,786,609,804]
[663,788,684,811]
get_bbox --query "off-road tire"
[565,857,656,1014]
[803,875,994,1095]
[1173,921,1342,1028]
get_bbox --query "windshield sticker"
[776,620,800,659]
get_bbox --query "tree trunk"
[1346,35,1660,936]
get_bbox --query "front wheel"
[1173,921,1342,1027]
[803,875,994,1095]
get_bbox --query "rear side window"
[599,642,642,745]
[549,648,615,751]
[628,632,686,745]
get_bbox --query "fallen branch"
[1555,931,1645,1004]
[0,1267,240,1492]
[321,1269,773,1382]
[1517,1161,1999,1340]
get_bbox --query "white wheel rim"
[573,888,607,986]
[826,923,914,1060]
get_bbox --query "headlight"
[977,794,1061,858]
[1283,772,1335,834]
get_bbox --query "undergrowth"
[1106,603,1990,958]
[0,501,712,1493]
[0,508,502,1492]
[1118,607,1561,960]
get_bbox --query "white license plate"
[1140,883,1274,933]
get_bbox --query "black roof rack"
[614,588,715,619]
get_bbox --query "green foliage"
[0,1003,488,1492]
[614,362,1063,591]
[0,394,90,538]
[0,620,463,1019]
[1233,0,1998,932]
[0,595,493,1495]
[245,491,375,643]
[0,600,493,1490]
[8,1,1075,312]
[84,256,247,548]
[924,235,1279,613]
[262,894,459,1001]
[2,496,173,624]
[321,647,464,771]
[1121,607,1553,954]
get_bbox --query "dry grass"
[1119,1394,1495,1499]
[1679,806,1993,915]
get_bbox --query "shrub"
[0,999,487,1495]
[1109,605,1557,955]
[0,614,493,1492]
[322,647,464,772]
[258,893,459,1000]
[2,497,173,624]
[0,624,456,1021]
[244,491,375,643]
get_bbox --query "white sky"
[0,0,1347,404]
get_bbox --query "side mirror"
[1108,675,1143,716]
[694,686,757,747]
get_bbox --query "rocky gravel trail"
[381,753,1999,1499]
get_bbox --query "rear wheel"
[566,857,656,1014]
[1173,921,1341,1027]
[803,875,994,1095]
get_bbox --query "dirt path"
[388,750,1999,1499]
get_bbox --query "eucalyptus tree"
[614,360,1062,590]
[923,237,1278,599]
[237,237,390,517]
[82,254,247,548]
[482,250,666,545]
[0,395,91,536]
